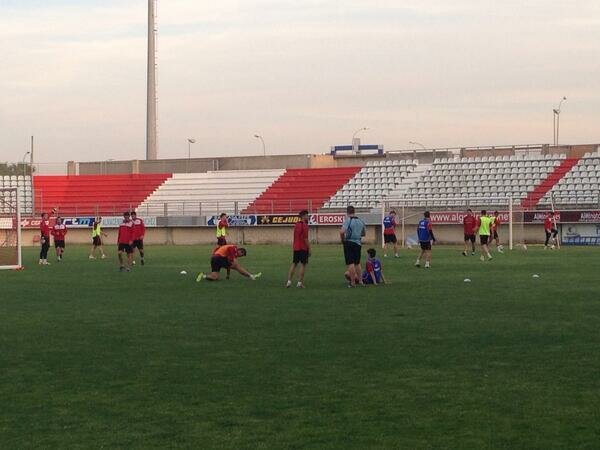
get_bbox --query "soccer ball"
[180,270,187,275]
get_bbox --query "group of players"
[37,211,147,271]
[390,207,559,269]
[197,206,562,287]
[37,205,561,285]
[196,207,386,288]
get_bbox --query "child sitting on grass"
[362,248,387,285]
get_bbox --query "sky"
[1,0,599,165]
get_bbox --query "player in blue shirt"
[362,248,387,285]
[415,211,436,268]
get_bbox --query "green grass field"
[1,244,600,449]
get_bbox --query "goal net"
[381,196,525,251]
[0,188,22,270]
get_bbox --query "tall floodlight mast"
[146,0,158,160]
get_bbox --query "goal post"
[0,188,22,270]
[381,196,520,251]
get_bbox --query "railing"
[31,199,320,217]
[544,192,600,208]
[26,190,600,218]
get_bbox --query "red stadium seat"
[33,174,172,216]
[244,167,361,213]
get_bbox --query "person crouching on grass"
[361,248,387,285]
[286,209,310,288]
[197,244,261,281]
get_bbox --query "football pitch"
[1,244,600,449]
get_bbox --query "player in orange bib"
[196,244,262,282]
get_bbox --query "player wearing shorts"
[491,211,504,253]
[462,208,477,256]
[341,205,366,287]
[89,217,107,259]
[117,211,134,272]
[39,212,51,265]
[382,210,399,258]
[477,210,493,261]
[216,213,228,246]
[286,210,310,288]
[131,212,146,265]
[415,211,435,268]
[361,248,387,285]
[196,244,261,281]
[51,217,67,261]
[544,211,559,249]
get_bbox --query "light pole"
[187,138,196,159]
[254,134,266,157]
[22,151,31,178]
[553,96,567,146]
[352,127,370,140]
[408,141,426,150]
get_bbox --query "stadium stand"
[245,167,360,213]
[324,160,418,208]
[400,154,572,206]
[0,176,33,214]
[139,170,284,216]
[34,174,171,215]
[521,156,581,207]
[539,152,600,206]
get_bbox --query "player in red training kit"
[117,211,134,272]
[286,210,310,288]
[544,211,559,249]
[39,212,51,265]
[131,211,146,266]
[462,208,477,256]
[51,217,68,261]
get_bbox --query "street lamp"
[187,138,196,159]
[553,96,567,146]
[352,127,370,140]
[408,141,426,150]
[254,134,266,157]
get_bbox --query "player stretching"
[491,210,504,253]
[415,211,435,268]
[216,213,229,246]
[117,211,134,272]
[89,217,107,259]
[362,248,387,285]
[544,211,559,249]
[462,208,477,256]
[477,210,493,261]
[39,212,51,265]
[131,212,146,265]
[51,217,67,261]
[196,244,261,281]
[383,210,399,258]
[286,210,310,288]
